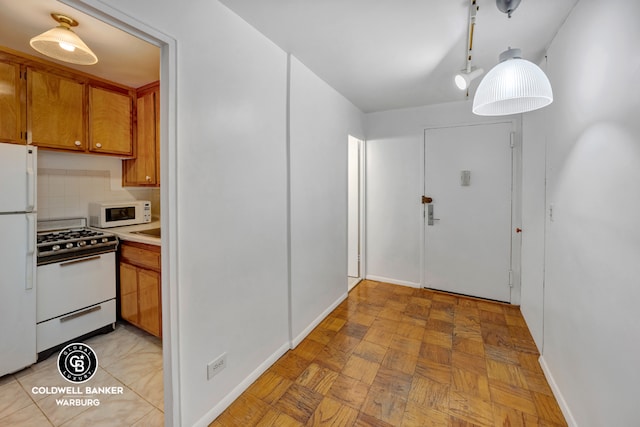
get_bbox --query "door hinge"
[508,270,514,287]
[510,132,515,148]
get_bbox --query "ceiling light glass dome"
[473,48,552,116]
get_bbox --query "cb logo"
[57,343,98,383]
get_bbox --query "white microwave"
[89,200,152,228]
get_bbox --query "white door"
[424,122,514,302]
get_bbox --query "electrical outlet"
[207,353,227,380]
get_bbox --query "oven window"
[105,206,136,222]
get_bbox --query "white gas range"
[36,218,118,359]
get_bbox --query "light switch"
[461,170,471,186]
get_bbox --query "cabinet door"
[123,86,159,186]
[0,61,23,144]
[119,262,139,323]
[27,68,85,150]
[89,86,133,155]
[138,269,161,337]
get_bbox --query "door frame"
[420,119,522,304]
[347,135,366,290]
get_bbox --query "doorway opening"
[348,135,365,291]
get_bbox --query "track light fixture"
[455,0,484,92]
[455,67,484,91]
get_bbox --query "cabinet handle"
[60,305,102,323]
[95,143,102,148]
[74,141,82,147]
[145,176,151,182]
[60,255,101,267]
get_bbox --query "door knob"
[422,196,433,204]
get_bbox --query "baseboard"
[365,275,420,288]
[194,341,290,427]
[539,355,578,427]
[291,292,348,348]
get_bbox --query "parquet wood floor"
[211,280,567,427]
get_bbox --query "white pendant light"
[472,48,552,116]
[30,13,98,65]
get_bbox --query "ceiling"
[220,0,579,112]
[0,0,159,89]
[0,0,577,112]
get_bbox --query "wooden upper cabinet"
[27,67,85,151]
[1,48,135,155]
[123,82,159,186]
[89,86,133,156]
[0,60,24,144]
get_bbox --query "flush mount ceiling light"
[455,0,484,92]
[30,13,98,65]
[472,0,553,115]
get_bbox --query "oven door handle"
[60,305,102,323]
[59,255,102,267]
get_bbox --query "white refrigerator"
[0,142,37,376]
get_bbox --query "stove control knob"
[90,239,98,245]
[101,237,109,243]
[65,243,74,249]
[52,245,61,251]
[78,241,87,247]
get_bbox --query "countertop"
[104,221,162,246]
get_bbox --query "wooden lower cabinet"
[119,241,161,337]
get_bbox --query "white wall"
[68,1,369,425]
[530,0,640,425]
[364,101,520,288]
[520,105,547,351]
[289,57,365,344]
[89,1,291,425]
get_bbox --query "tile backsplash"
[36,151,160,222]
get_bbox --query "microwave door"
[106,206,136,223]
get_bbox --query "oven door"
[37,252,116,323]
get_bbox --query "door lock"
[427,204,440,226]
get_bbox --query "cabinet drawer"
[37,299,115,353]
[120,243,160,270]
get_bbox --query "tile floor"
[0,323,164,426]
[212,280,567,426]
